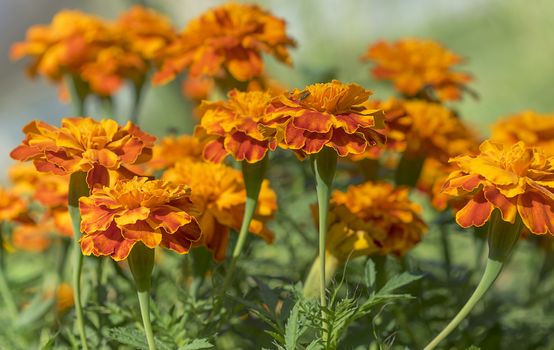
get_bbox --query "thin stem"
[424,259,503,350]
[0,259,17,319]
[69,172,90,350]
[439,224,452,279]
[137,291,156,350]
[310,147,338,342]
[130,79,146,125]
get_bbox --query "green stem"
[394,154,425,188]
[424,259,503,350]
[310,147,338,340]
[128,242,156,350]
[68,172,90,350]
[130,78,146,125]
[439,225,452,279]
[68,74,89,115]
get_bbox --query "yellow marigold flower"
[329,181,427,257]
[491,110,554,155]
[162,160,276,260]
[148,134,204,171]
[196,90,276,163]
[0,187,28,223]
[402,100,478,162]
[12,222,53,252]
[261,80,386,159]
[442,140,554,234]
[153,2,295,85]
[79,177,201,261]
[56,283,74,314]
[10,117,155,187]
[363,38,472,101]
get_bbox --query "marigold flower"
[148,134,204,171]
[363,38,472,101]
[56,283,74,313]
[401,100,479,162]
[12,222,53,252]
[261,80,386,159]
[0,187,28,223]
[153,2,295,85]
[442,140,554,234]
[196,90,276,163]
[491,110,554,155]
[10,117,155,187]
[162,160,276,260]
[330,181,427,257]
[79,177,201,261]
[417,158,454,211]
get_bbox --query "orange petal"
[483,186,517,223]
[203,139,228,163]
[79,197,115,233]
[160,220,201,254]
[121,221,162,248]
[334,113,375,133]
[292,111,333,133]
[224,132,269,163]
[114,207,150,226]
[149,205,191,234]
[328,128,367,156]
[86,165,110,188]
[517,191,554,234]
[455,190,494,228]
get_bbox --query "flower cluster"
[261,80,386,159]
[162,159,276,260]
[148,134,204,171]
[363,38,472,101]
[324,181,427,259]
[153,2,295,95]
[10,117,155,187]
[443,140,554,234]
[79,177,201,261]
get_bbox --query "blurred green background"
[1,0,554,181]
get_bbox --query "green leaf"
[178,338,214,350]
[284,302,304,350]
[377,272,422,295]
[364,259,376,291]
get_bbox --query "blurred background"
[1,0,554,180]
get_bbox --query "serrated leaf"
[305,339,322,350]
[284,302,304,350]
[377,272,422,295]
[178,338,213,350]
[364,259,376,291]
[107,327,172,350]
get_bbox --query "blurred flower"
[79,177,201,261]
[56,283,74,314]
[162,159,276,260]
[417,158,453,211]
[12,222,52,252]
[153,2,295,86]
[324,181,426,259]
[491,110,554,155]
[10,117,155,187]
[443,140,554,233]
[8,163,40,195]
[148,134,204,171]
[261,80,386,159]
[363,38,472,101]
[402,100,479,162]
[0,187,28,223]
[196,90,276,163]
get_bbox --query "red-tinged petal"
[80,197,115,233]
[149,205,192,234]
[334,113,375,133]
[483,186,517,223]
[292,111,333,133]
[160,220,201,254]
[224,132,268,163]
[455,190,494,228]
[88,223,135,261]
[328,128,367,156]
[121,221,162,248]
[447,174,482,193]
[203,139,228,163]
[303,131,332,154]
[34,159,68,175]
[114,207,150,226]
[517,191,554,234]
[87,165,110,188]
[10,145,41,161]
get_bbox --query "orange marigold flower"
[153,2,295,85]
[261,80,386,159]
[56,283,74,313]
[196,90,277,163]
[148,134,204,170]
[363,38,472,101]
[491,110,554,155]
[0,187,28,222]
[79,177,201,261]
[402,100,479,162]
[162,160,276,260]
[442,140,554,234]
[417,158,454,211]
[10,117,155,187]
[12,222,53,252]
[329,181,427,257]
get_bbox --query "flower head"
[491,110,554,155]
[261,80,386,159]
[363,38,472,101]
[417,158,454,211]
[12,223,53,252]
[153,2,295,85]
[329,181,427,257]
[148,134,204,171]
[196,90,276,163]
[11,117,155,187]
[79,177,201,261]
[442,140,554,234]
[162,160,276,260]
[0,187,28,223]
